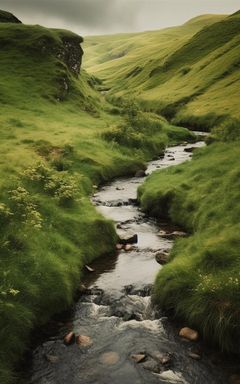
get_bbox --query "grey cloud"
[0,0,239,35]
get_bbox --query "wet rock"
[158,230,168,237]
[229,374,240,384]
[76,335,93,347]
[130,284,152,297]
[116,243,124,250]
[158,370,184,383]
[184,147,195,153]
[135,170,146,178]
[155,251,169,265]
[124,244,134,252]
[119,234,138,245]
[188,352,201,360]
[45,354,59,364]
[116,187,124,191]
[85,265,95,272]
[128,198,138,205]
[142,359,160,373]
[159,230,187,239]
[179,327,199,341]
[64,331,75,345]
[171,231,187,237]
[84,287,103,296]
[100,352,120,365]
[131,354,146,363]
[169,158,175,161]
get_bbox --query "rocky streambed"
[24,140,238,384]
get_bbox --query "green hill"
[84,12,240,131]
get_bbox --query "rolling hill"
[84,12,240,132]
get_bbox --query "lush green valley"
[85,11,240,353]
[0,12,196,384]
[85,12,240,133]
[0,7,240,383]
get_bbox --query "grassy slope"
[0,21,194,383]
[84,13,240,130]
[85,12,240,352]
[138,142,240,352]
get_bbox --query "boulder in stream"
[119,234,138,245]
[179,327,199,341]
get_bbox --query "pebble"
[76,335,93,347]
[64,331,75,345]
[131,354,146,363]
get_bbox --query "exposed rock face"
[39,35,84,77]
[0,10,22,24]
[57,36,84,76]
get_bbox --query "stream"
[26,140,235,384]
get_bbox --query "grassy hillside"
[0,17,195,384]
[84,12,240,131]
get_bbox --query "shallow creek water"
[27,141,235,384]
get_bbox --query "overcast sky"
[0,0,239,36]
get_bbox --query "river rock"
[142,359,160,373]
[116,243,124,250]
[179,327,199,341]
[135,170,146,178]
[155,252,169,265]
[124,244,134,252]
[100,352,120,365]
[229,375,240,384]
[184,147,195,153]
[64,331,75,345]
[85,265,95,272]
[172,231,187,237]
[131,354,146,363]
[76,335,93,347]
[159,230,187,239]
[119,234,138,245]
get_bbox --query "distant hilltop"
[0,9,22,23]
